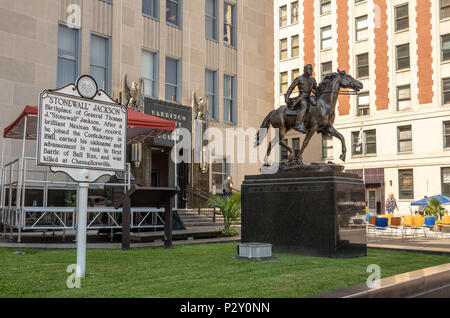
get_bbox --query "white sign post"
[37,75,127,277]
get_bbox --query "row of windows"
[318,121,450,160]
[397,167,450,199]
[279,35,299,61]
[279,1,298,28]
[57,25,110,93]
[142,0,236,47]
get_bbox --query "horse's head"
[336,69,363,92]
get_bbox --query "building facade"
[274,0,450,214]
[0,0,274,206]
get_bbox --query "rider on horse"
[284,64,318,134]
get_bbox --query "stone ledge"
[311,263,450,298]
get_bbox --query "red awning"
[3,105,176,144]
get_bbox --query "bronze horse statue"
[255,70,363,166]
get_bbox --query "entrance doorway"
[366,187,381,214]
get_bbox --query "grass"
[0,243,449,298]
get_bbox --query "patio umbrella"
[410,195,450,206]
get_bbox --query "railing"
[185,187,220,222]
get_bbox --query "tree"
[424,198,446,221]
[207,192,241,236]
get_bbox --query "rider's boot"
[296,122,307,133]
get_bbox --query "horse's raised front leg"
[327,126,347,162]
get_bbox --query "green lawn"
[1,243,449,298]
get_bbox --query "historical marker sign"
[37,77,127,173]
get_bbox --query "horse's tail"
[254,111,273,148]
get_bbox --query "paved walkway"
[1,229,449,254]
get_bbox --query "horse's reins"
[318,89,359,96]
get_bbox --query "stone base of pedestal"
[241,169,367,258]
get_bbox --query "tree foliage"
[207,192,241,232]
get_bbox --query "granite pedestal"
[241,169,367,258]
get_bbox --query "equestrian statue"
[255,64,363,169]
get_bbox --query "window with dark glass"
[399,169,414,199]
[291,35,299,57]
[322,135,333,158]
[441,34,450,61]
[212,157,229,193]
[291,69,299,93]
[352,130,376,156]
[356,92,370,116]
[443,78,450,104]
[142,50,157,98]
[280,38,288,60]
[143,0,158,18]
[356,15,368,41]
[398,125,412,153]
[206,0,217,40]
[357,53,369,78]
[166,0,180,26]
[444,121,450,148]
[165,57,179,102]
[206,69,218,121]
[321,25,332,50]
[280,72,288,94]
[280,5,287,27]
[396,43,410,70]
[90,34,110,93]
[291,2,299,24]
[441,0,450,20]
[57,24,79,88]
[442,167,450,196]
[321,61,332,81]
[292,138,300,150]
[320,0,331,15]
[224,3,235,47]
[397,85,411,111]
[224,74,236,124]
[395,3,409,31]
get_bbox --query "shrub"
[207,192,241,232]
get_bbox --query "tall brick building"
[275,0,450,214]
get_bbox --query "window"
[321,61,332,81]
[280,38,288,60]
[441,34,450,61]
[141,50,158,98]
[398,125,412,153]
[291,35,299,58]
[292,69,299,93]
[397,85,411,111]
[356,92,370,116]
[352,130,376,156]
[165,57,180,103]
[291,2,299,24]
[399,169,414,199]
[442,167,450,196]
[395,4,409,31]
[206,0,217,40]
[356,15,368,41]
[444,121,450,148]
[356,53,369,78]
[321,26,332,50]
[224,74,236,124]
[441,0,450,20]
[143,0,158,19]
[322,135,333,159]
[320,0,331,15]
[212,157,230,193]
[396,43,410,70]
[90,34,110,93]
[443,78,450,104]
[224,3,236,47]
[280,72,288,94]
[280,5,287,27]
[57,24,79,88]
[292,138,300,150]
[206,69,218,121]
[166,0,180,26]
